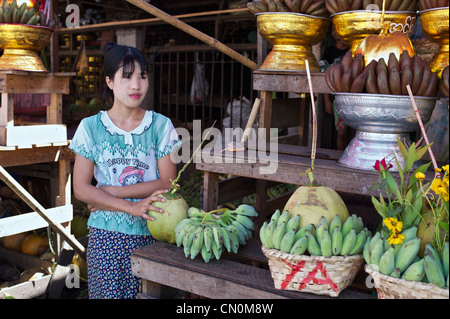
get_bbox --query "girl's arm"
[72,154,166,221]
[98,153,177,199]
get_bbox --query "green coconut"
[147,192,189,244]
[284,184,349,229]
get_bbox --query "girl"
[69,42,181,299]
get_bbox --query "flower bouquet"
[364,139,449,298]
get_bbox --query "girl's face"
[106,62,149,109]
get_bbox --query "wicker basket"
[262,246,364,297]
[365,264,449,299]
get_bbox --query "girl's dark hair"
[101,42,149,105]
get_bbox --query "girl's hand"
[128,189,169,221]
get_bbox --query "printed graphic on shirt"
[118,166,145,186]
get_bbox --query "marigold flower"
[415,172,425,180]
[384,217,403,233]
[387,232,405,245]
[443,164,449,173]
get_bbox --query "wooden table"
[131,240,375,299]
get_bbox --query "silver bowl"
[334,93,437,171]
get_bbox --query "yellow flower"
[387,232,405,245]
[384,217,403,233]
[415,172,425,180]
[443,164,449,174]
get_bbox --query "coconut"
[284,185,349,228]
[283,63,349,229]
[147,192,189,244]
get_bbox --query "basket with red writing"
[262,247,364,297]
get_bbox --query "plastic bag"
[190,55,209,105]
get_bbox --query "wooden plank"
[0,275,51,299]
[0,73,70,94]
[253,70,332,94]
[0,204,73,238]
[0,144,71,167]
[196,148,391,197]
[203,171,219,211]
[131,241,372,299]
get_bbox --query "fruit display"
[419,0,450,10]
[439,65,449,97]
[325,49,440,96]
[365,228,449,289]
[247,0,330,17]
[325,0,419,15]
[174,204,258,262]
[0,0,56,28]
[260,211,369,257]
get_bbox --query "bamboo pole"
[125,0,259,70]
[0,165,86,259]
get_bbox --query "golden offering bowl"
[332,10,417,56]
[0,23,54,72]
[257,12,330,72]
[419,7,449,77]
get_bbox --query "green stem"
[169,121,216,194]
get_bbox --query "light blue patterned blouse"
[69,110,181,236]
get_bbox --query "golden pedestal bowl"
[256,12,330,72]
[419,7,449,77]
[332,10,417,56]
[0,24,54,72]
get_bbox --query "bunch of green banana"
[174,204,258,263]
[247,0,330,18]
[364,226,449,289]
[260,211,369,257]
[0,0,56,28]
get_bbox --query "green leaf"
[397,138,408,160]
[414,143,432,162]
[439,221,449,233]
[386,173,401,203]
[408,162,432,189]
[404,143,416,172]
[371,196,387,219]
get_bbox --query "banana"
[268,0,278,11]
[439,66,449,98]
[341,228,357,256]
[9,0,16,13]
[388,52,400,72]
[2,0,9,13]
[424,244,444,275]
[315,216,328,245]
[363,0,372,10]
[341,68,353,93]
[235,214,254,230]
[276,1,290,11]
[188,207,204,218]
[221,226,232,253]
[273,221,287,250]
[305,0,326,14]
[277,210,291,226]
[19,7,32,24]
[442,241,449,278]
[363,236,372,264]
[0,8,3,23]
[290,0,302,12]
[4,7,11,23]
[203,225,213,253]
[201,243,212,263]
[383,0,393,10]
[402,258,425,282]
[366,68,380,94]
[259,221,269,247]
[235,204,258,217]
[369,237,385,266]
[352,215,364,235]
[211,238,222,260]
[320,228,332,257]
[395,237,421,273]
[351,0,363,10]
[377,68,391,95]
[332,226,343,256]
[422,72,439,97]
[369,231,381,251]
[341,216,354,238]
[350,69,369,93]
[332,63,343,91]
[270,209,281,224]
[264,220,277,249]
[300,0,314,13]
[11,6,19,23]
[306,230,322,256]
[211,224,223,248]
[190,226,204,259]
[379,246,396,275]
[329,215,342,234]
[349,229,367,255]
[248,0,269,13]
[231,221,247,244]
[290,236,308,255]
[424,254,446,288]
[388,67,402,95]
[294,224,314,242]
[227,226,240,253]
[26,14,40,26]
[416,65,432,96]
[340,51,353,73]
[398,0,412,10]
[175,218,193,235]
[325,0,339,14]
[401,64,413,95]
[390,268,401,278]
[17,1,26,17]
[280,229,296,253]
[337,0,350,11]
[286,214,300,232]
[400,50,412,71]
[183,224,197,251]
[325,63,338,91]
[373,0,383,9]
[350,54,364,80]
